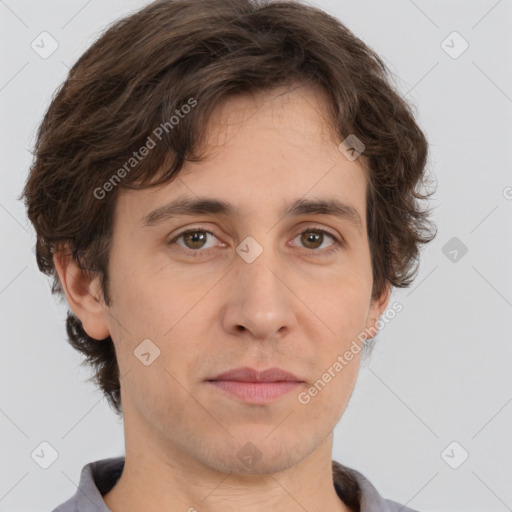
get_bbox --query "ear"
[364,283,392,341]
[53,247,110,340]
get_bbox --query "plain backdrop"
[1,1,511,511]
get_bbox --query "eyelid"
[168,225,224,248]
[293,224,341,242]
[289,225,344,252]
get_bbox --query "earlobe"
[53,248,111,340]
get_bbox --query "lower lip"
[207,380,302,404]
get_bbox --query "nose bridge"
[224,235,295,339]
[238,246,281,299]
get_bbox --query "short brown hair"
[21,0,437,419]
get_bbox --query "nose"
[220,247,297,341]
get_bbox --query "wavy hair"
[21,0,437,420]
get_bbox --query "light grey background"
[1,1,511,511]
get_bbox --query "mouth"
[206,367,305,404]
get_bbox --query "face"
[95,85,389,475]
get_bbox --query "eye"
[291,228,341,254]
[170,228,221,252]
[167,225,343,258]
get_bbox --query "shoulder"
[51,456,125,512]
[332,460,420,512]
[383,498,420,512]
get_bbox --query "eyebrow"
[142,196,363,233]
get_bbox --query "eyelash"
[167,225,344,258]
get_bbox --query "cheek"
[301,276,370,407]
[107,254,176,336]
[297,352,360,431]
[106,270,208,383]
[310,269,372,339]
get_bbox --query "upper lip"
[208,366,304,383]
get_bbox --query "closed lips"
[208,366,304,383]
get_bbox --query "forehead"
[204,83,341,151]
[115,84,368,229]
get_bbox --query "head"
[21,0,436,473]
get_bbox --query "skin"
[54,84,390,512]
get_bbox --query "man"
[21,0,436,510]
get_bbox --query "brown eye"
[170,229,220,252]
[294,229,337,251]
[300,230,324,249]
[182,231,209,249]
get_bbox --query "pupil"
[303,231,321,248]
[186,231,205,248]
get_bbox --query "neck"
[103,424,353,512]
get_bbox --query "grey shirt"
[51,456,419,512]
